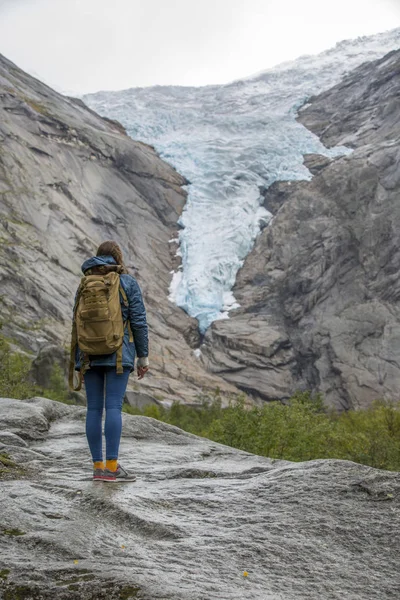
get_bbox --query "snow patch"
[223,291,240,312]
[168,271,182,303]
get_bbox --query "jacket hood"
[81,255,117,273]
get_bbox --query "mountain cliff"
[0,54,237,404]
[202,49,400,409]
[1,42,399,409]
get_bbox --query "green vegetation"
[124,392,400,472]
[22,96,49,116]
[0,452,25,480]
[3,585,38,600]
[0,453,16,468]
[0,334,35,400]
[119,586,141,600]
[0,332,71,403]
[1,527,26,537]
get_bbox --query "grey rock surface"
[0,54,238,405]
[124,390,163,411]
[0,397,399,599]
[0,430,28,447]
[203,50,400,409]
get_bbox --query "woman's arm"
[127,276,149,376]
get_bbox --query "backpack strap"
[81,353,91,376]
[69,283,84,392]
[116,321,133,373]
[120,279,134,343]
[116,345,123,374]
[119,283,129,307]
[69,325,89,391]
[68,320,79,391]
[117,280,129,374]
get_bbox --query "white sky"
[0,0,399,94]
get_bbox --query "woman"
[72,241,149,482]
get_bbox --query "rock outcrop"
[202,50,400,409]
[1,396,399,599]
[0,54,238,404]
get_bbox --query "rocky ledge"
[0,397,399,599]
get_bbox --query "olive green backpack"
[69,271,133,391]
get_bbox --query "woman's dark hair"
[95,240,128,274]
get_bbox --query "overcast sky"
[0,0,399,94]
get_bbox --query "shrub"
[124,391,400,472]
[0,335,37,399]
[331,400,400,470]
[0,334,71,403]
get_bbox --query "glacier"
[84,28,400,333]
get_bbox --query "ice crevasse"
[84,28,400,333]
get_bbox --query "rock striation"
[0,396,399,599]
[203,49,400,409]
[0,54,237,404]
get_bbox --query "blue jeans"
[84,367,130,462]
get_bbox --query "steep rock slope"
[0,55,237,403]
[202,50,400,409]
[1,396,399,599]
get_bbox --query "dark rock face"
[299,49,400,150]
[0,54,237,404]
[30,344,69,388]
[1,397,400,599]
[203,50,400,409]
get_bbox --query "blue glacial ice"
[84,28,400,333]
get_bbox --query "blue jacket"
[74,255,148,371]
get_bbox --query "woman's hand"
[137,366,149,380]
